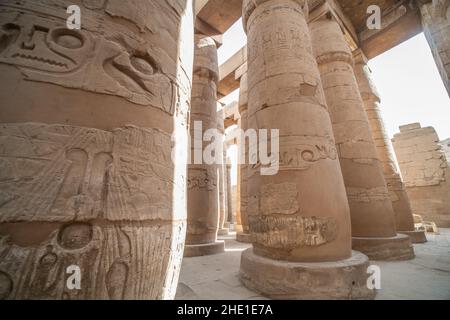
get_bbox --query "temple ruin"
[392,123,450,228]
[0,0,449,300]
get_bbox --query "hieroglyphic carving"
[249,135,337,173]
[249,215,338,249]
[0,1,179,113]
[259,183,299,216]
[187,168,217,191]
[346,187,391,203]
[0,123,173,222]
[279,135,337,171]
[0,123,180,299]
[0,222,181,299]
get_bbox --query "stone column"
[185,35,224,257]
[0,0,194,300]
[236,67,251,243]
[240,0,373,299]
[310,17,414,260]
[353,50,427,244]
[420,0,450,96]
[226,162,234,225]
[217,109,229,236]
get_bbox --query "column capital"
[242,0,308,33]
[353,49,381,103]
[310,17,353,66]
[352,48,368,66]
[238,72,248,114]
[194,34,219,83]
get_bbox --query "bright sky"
[218,19,450,185]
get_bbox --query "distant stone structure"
[392,124,450,227]
[440,138,450,163]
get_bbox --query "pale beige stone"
[393,124,450,227]
[185,34,224,257]
[420,0,450,96]
[236,67,251,243]
[217,109,229,236]
[239,0,373,299]
[353,50,426,244]
[310,16,414,260]
[0,0,194,300]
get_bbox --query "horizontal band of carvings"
[315,51,353,66]
[385,175,406,192]
[0,123,176,223]
[242,0,308,32]
[0,4,188,115]
[187,168,217,190]
[248,214,338,249]
[0,220,185,299]
[346,186,391,203]
[248,135,338,172]
[193,68,219,83]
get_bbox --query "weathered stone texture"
[0,0,194,300]
[217,108,230,236]
[186,35,222,254]
[310,17,398,239]
[440,138,450,163]
[353,50,420,239]
[393,124,450,227]
[420,0,450,96]
[237,65,251,242]
[239,0,373,300]
[244,1,352,263]
[311,17,414,260]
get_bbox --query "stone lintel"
[359,1,423,59]
[309,0,359,51]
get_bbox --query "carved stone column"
[185,34,224,257]
[217,109,229,236]
[420,0,450,96]
[310,17,414,260]
[240,0,373,299]
[236,67,251,243]
[226,162,234,225]
[0,0,194,299]
[353,50,427,244]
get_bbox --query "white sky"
[218,19,450,185]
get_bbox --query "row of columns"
[235,0,427,299]
[0,0,439,300]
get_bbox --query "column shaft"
[239,0,373,300]
[217,109,229,236]
[353,51,426,243]
[310,17,414,260]
[0,0,194,299]
[237,69,251,243]
[420,0,450,96]
[185,35,224,257]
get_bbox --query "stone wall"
[392,123,450,227]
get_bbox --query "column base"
[184,241,225,258]
[352,234,415,261]
[239,249,375,300]
[236,232,252,243]
[398,230,427,244]
[218,228,230,236]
